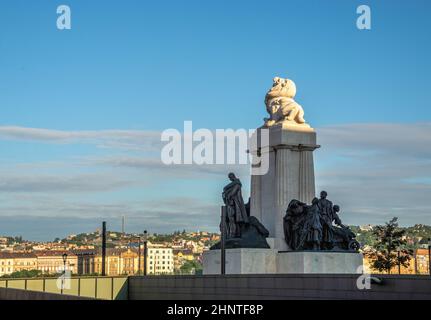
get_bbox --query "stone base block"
[277,251,363,274]
[203,249,277,275]
[203,249,364,275]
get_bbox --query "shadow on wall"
[0,287,92,300]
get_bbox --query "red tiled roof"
[33,250,77,257]
[0,252,37,259]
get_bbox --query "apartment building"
[414,248,430,274]
[94,248,122,275]
[11,253,38,272]
[0,244,175,277]
[92,246,174,275]
[71,249,97,275]
[0,253,14,276]
[34,251,78,274]
[147,247,174,275]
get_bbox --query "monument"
[203,76,363,274]
[250,76,318,251]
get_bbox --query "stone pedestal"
[203,249,277,275]
[250,123,320,251]
[277,251,363,274]
[203,249,364,274]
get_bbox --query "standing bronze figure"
[318,191,335,249]
[222,173,249,238]
[210,173,270,250]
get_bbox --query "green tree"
[370,217,413,274]
[1,269,42,279]
[179,260,202,275]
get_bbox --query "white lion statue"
[263,77,306,127]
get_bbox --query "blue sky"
[0,0,430,240]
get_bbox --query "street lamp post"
[61,253,68,294]
[143,230,148,276]
[102,221,106,276]
[138,235,141,275]
[428,238,431,276]
[397,250,401,275]
[220,206,226,275]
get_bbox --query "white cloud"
[318,122,431,159]
[315,122,431,226]
[90,156,249,178]
[0,173,137,193]
[0,122,430,237]
[0,126,161,151]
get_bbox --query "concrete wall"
[0,276,128,300]
[128,274,431,300]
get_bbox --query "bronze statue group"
[214,173,359,252]
[284,191,359,251]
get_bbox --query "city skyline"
[1,0,431,240]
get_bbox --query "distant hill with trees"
[350,223,431,249]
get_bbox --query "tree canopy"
[370,217,413,273]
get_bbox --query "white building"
[146,246,174,275]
